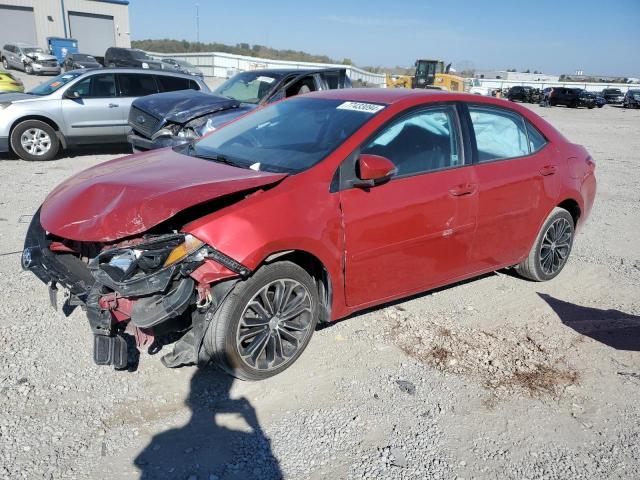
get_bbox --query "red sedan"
[23,88,596,380]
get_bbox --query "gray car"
[0,68,209,161]
[1,43,61,75]
[160,58,204,78]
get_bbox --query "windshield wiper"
[186,144,246,168]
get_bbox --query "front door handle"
[108,103,119,108]
[449,183,477,196]
[539,165,557,176]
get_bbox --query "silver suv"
[1,43,61,75]
[0,68,209,161]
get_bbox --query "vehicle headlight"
[151,124,180,140]
[142,62,149,69]
[163,234,205,267]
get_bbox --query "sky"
[129,0,640,77]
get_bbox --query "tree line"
[131,39,354,65]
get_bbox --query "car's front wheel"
[24,62,33,74]
[516,207,575,282]
[205,261,319,380]
[10,120,60,161]
[2,58,8,69]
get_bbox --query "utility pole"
[196,3,200,43]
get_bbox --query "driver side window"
[361,106,461,177]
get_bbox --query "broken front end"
[22,210,250,370]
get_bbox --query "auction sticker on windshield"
[336,101,385,113]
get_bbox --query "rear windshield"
[186,97,385,174]
[28,71,84,96]
[72,54,96,61]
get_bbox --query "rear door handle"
[539,165,557,176]
[108,103,119,108]
[449,183,477,196]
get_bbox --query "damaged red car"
[22,89,596,380]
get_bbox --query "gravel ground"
[1,72,639,480]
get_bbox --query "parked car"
[22,89,596,379]
[0,69,208,161]
[0,68,24,93]
[507,86,537,103]
[623,89,640,109]
[549,88,595,108]
[62,53,102,71]
[128,68,352,151]
[160,58,204,77]
[593,91,606,108]
[1,43,61,75]
[104,47,163,70]
[601,88,624,105]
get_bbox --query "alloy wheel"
[539,218,572,275]
[236,278,313,371]
[20,128,52,156]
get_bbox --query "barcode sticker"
[336,101,385,113]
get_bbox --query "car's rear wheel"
[516,208,575,282]
[2,58,8,69]
[10,120,60,161]
[204,261,319,380]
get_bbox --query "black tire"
[204,261,319,381]
[597,105,603,108]
[549,99,557,107]
[516,207,575,282]
[10,120,60,161]
[588,105,594,109]
[24,62,33,75]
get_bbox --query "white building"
[474,70,560,83]
[0,0,130,58]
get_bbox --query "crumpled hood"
[40,148,286,242]
[134,90,241,125]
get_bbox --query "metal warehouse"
[0,0,130,59]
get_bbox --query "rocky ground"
[0,71,639,480]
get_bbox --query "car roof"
[304,87,451,104]
[10,43,38,47]
[66,67,204,79]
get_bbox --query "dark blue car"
[128,68,351,152]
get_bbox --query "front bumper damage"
[23,210,251,370]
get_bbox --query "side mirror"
[354,154,397,188]
[64,89,81,99]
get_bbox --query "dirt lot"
[0,72,639,480]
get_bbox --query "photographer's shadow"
[539,293,640,351]
[135,365,282,480]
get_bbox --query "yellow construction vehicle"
[413,59,464,92]
[385,59,465,92]
[385,73,413,89]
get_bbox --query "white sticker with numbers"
[336,101,385,113]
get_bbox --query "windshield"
[213,71,283,104]
[27,71,83,96]
[130,49,152,60]
[23,47,44,55]
[73,54,96,62]
[185,97,384,174]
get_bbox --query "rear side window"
[118,74,158,97]
[468,106,529,162]
[526,122,547,153]
[362,106,461,176]
[156,75,199,92]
